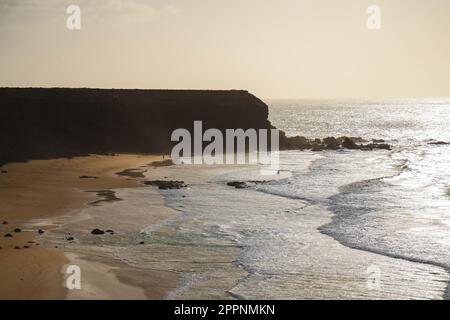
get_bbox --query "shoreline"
[0,154,178,300]
[150,151,449,299]
[1,151,448,299]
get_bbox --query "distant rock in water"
[429,141,450,145]
[322,137,340,150]
[91,228,105,235]
[342,137,359,149]
[143,180,186,189]
[281,135,391,151]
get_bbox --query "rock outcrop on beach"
[227,180,269,189]
[91,228,105,235]
[143,180,187,190]
[0,88,274,165]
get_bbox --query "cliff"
[0,88,278,165]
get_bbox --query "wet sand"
[0,154,178,299]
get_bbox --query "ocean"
[141,99,450,299]
[268,99,450,272]
[39,99,450,299]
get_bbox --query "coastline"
[148,151,449,299]
[0,154,178,299]
[1,150,448,299]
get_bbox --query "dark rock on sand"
[66,236,75,241]
[227,180,269,189]
[14,246,20,250]
[150,159,174,167]
[116,168,147,178]
[1,170,7,173]
[38,229,45,234]
[79,175,98,179]
[139,241,145,245]
[105,230,115,234]
[248,180,269,184]
[227,181,247,189]
[143,180,186,190]
[14,228,21,233]
[4,233,12,237]
[91,228,105,235]
[2,221,7,225]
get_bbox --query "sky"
[1,0,449,99]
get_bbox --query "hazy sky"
[1,0,449,99]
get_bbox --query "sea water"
[136,99,450,299]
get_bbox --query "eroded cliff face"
[0,88,277,165]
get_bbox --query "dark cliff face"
[0,88,276,165]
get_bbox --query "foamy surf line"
[153,151,450,299]
[319,148,450,299]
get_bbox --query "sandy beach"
[0,154,178,299]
